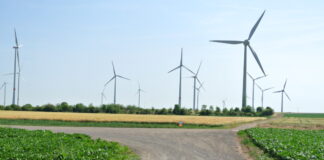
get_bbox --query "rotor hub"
[244,40,249,45]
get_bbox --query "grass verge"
[0,127,139,160]
[0,118,225,129]
[237,130,275,160]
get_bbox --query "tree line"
[0,102,274,117]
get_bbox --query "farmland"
[259,115,324,130]
[284,113,324,118]
[0,110,265,126]
[0,127,138,160]
[243,128,324,160]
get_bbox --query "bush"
[261,107,274,116]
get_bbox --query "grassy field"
[284,113,324,118]
[0,110,265,125]
[242,128,324,160]
[0,127,138,160]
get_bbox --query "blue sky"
[0,0,323,112]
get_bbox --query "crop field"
[0,127,138,160]
[244,128,324,160]
[261,117,324,130]
[0,111,265,125]
[284,113,324,118]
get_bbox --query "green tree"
[173,104,181,115]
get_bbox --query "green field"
[0,118,224,129]
[0,127,138,160]
[243,128,324,160]
[284,113,324,118]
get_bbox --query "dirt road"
[12,126,246,160]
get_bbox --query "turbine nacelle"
[243,40,250,46]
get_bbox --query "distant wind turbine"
[168,48,194,108]
[12,29,23,106]
[196,82,204,110]
[247,72,266,109]
[189,61,202,110]
[210,11,267,107]
[0,82,7,106]
[273,79,291,113]
[104,61,130,104]
[256,84,273,107]
[100,86,107,106]
[137,82,144,108]
[222,99,227,109]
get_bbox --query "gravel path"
[11,118,279,160]
[12,126,242,160]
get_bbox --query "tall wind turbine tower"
[137,82,144,108]
[105,61,130,104]
[0,82,7,106]
[196,82,204,110]
[247,72,266,109]
[190,62,202,110]
[12,29,22,106]
[101,86,107,106]
[256,84,273,107]
[274,80,291,113]
[168,48,194,108]
[210,11,267,107]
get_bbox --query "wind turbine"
[247,72,266,109]
[0,82,7,106]
[222,99,227,109]
[189,61,202,110]
[168,48,194,108]
[100,86,107,106]
[12,29,22,106]
[210,11,266,107]
[256,84,273,107]
[196,82,204,110]
[273,79,291,113]
[136,82,144,108]
[104,61,130,104]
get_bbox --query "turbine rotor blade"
[104,76,115,86]
[248,44,266,75]
[17,51,21,72]
[256,83,262,90]
[2,73,15,76]
[111,61,116,75]
[196,78,202,86]
[247,72,254,80]
[183,65,195,74]
[168,66,180,73]
[264,87,274,91]
[284,91,291,101]
[209,40,243,44]
[14,29,19,46]
[180,48,183,65]
[248,10,266,40]
[117,75,130,80]
[196,61,202,76]
[273,90,282,93]
[255,74,266,80]
[283,79,288,90]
